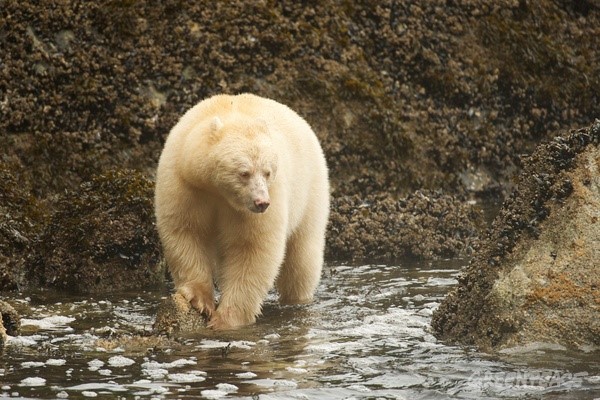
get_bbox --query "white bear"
[155,93,330,330]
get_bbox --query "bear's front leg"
[162,228,216,318]
[208,232,285,330]
[178,280,216,318]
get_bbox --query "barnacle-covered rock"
[327,190,483,262]
[26,169,164,293]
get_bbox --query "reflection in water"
[1,260,599,399]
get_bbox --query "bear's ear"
[211,116,224,132]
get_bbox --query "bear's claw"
[207,307,255,330]
[178,282,215,318]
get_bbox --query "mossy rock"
[26,169,164,293]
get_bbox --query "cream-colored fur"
[155,93,330,330]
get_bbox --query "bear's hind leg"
[276,225,325,304]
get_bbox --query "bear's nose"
[254,199,270,213]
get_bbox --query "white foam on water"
[87,359,104,371]
[19,377,46,386]
[168,371,207,383]
[107,355,135,367]
[46,358,67,366]
[67,382,128,392]
[143,367,169,380]
[425,276,458,286]
[216,383,238,393]
[201,389,229,399]
[21,361,45,368]
[200,383,239,398]
[347,384,371,393]
[196,339,255,350]
[264,333,280,340]
[8,335,42,347]
[499,342,568,354]
[130,381,171,396]
[246,379,298,388]
[141,358,197,369]
[20,316,76,330]
[235,372,257,379]
[286,367,308,374]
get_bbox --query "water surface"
[2,261,599,399]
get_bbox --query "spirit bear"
[155,93,330,330]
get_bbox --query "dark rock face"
[0,162,46,290]
[26,169,164,293]
[1,1,598,291]
[2,1,598,198]
[431,121,600,350]
[327,191,483,262]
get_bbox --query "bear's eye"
[240,171,251,179]
[264,171,271,179]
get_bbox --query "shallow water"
[1,261,599,399]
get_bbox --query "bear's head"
[202,116,278,214]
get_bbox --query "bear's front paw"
[207,307,255,331]
[178,281,215,318]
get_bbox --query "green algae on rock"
[26,169,164,293]
[431,121,600,351]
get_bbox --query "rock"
[0,162,47,290]
[25,169,164,293]
[431,121,600,351]
[1,1,599,293]
[2,1,599,201]
[327,190,483,262]
[0,300,21,350]
[153,293,207,335]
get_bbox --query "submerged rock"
[432,121,600,351]
[26,169,164,293]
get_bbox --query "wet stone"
[0,300,20,350]
[432,121,600,351]
[153,293,207,335]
